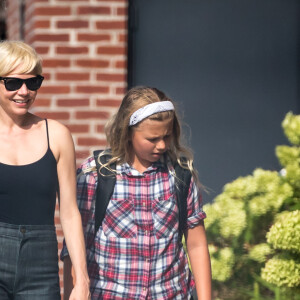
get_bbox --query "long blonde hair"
[0,40,42,76]
[98,86,200,186]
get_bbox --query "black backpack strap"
[174,161,192,242]
[93,150,116,235]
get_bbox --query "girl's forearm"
[189,245,212,300]
[186,223,212,300]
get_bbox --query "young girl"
[62,86,211,299]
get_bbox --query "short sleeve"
[186,177,206,229]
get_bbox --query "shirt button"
[20,227,26,234]
[144,230,148,235]
[143,287,147,291]
[143,202,146,207]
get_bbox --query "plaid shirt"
[61,155,206,300]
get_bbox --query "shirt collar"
[118,155,169,176]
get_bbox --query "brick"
[66,124,90,133]
[117,7,127,16]
[34,7,71,16]
[33,20,50,29]
[57,243,63,251]
[77,137,107,146]
[54,216,61,224]
[96,124,105,133]
[56,73,90,81]
[36,112,70,120]
[115,60,126,68]
[42,59,71,68]
[39,86,70,94]
[56,228,63,236]
[118,33,127,42]
[35,46,50,55]
[75,86,109,94]
[56,20,89,29]
[96,73,126,82]
[32,98,51,107]
[97,46,126,55]
[116,87,127,95]
[96,99,121,107]
[76,59,109,68]
[41,73,51,80]
[75,150,90,162]
[56,46,89,55]
[96,0,126,2]
[32,34,70,42]
[77,6,111,15]
[57,98,90,107]
[96,20,126,30]
[77,33,110,42]
[76,111,109,119]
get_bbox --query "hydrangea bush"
[205,112,300,299]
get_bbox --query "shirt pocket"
[102,199,137,239]
[152,194,178,239]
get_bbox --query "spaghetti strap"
[45,119,50,149]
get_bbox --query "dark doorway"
[128,0,300,202]
[0,0,6,40]
[0,20,6,40]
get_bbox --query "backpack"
[93,150,192,242]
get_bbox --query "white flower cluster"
[267,210,300,254]
[248,169,293,217]
[261,254,300,288]
[204,194,246,239]
[248,243,273,263]
[282,112,300,146]
[209,245,235,282]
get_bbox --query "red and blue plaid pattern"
[61,155,206,299]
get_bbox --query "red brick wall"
[5,0,128,297]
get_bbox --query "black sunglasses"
[0,75,44,91]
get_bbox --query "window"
[0,0,6,40]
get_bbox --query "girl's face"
[0,72,38,117]
[130,117,173,173]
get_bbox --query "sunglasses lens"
[26,76,44,91]
[5,78,23,91]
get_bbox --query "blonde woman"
[0,41,89,300]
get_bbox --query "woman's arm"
[49,120,90,300]
[186,220,212,300]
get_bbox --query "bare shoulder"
[46,119,74,159]
[46,119,71,136]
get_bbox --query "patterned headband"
[129,101,175,126]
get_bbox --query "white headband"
[129,101,175,126]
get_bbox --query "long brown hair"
[99,86,200,186]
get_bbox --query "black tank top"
[0,119,58,225]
